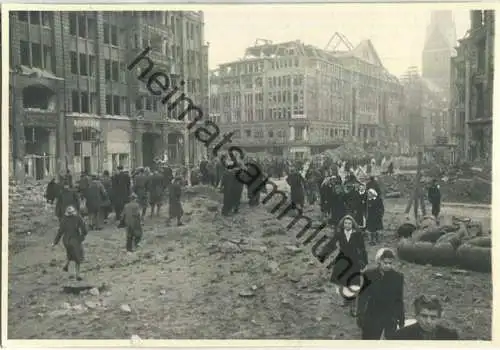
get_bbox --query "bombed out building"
[9,11,209,179]
[209,35,407,159]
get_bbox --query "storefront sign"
[74,118,100,130]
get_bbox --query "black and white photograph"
[3,4,494,342]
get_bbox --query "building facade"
[9,11,208,180]
[209,37,406,159]
[450,10,494,163]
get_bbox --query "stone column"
[48,129,57,176]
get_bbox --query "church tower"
[421,10,457,92]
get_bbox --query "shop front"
[107,126,132,172]
[71,118,102,176]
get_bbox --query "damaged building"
[208,35,406,159]
[450,10,494,163]
[9,11,209,180]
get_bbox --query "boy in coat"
[427,179,442,224]
[53,205,88,280]
[122,193,143,252]
[357,248,405,339]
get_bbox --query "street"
[7,185,492,340]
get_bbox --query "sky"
[203,5,471,78]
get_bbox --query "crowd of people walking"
[44,152,451,340]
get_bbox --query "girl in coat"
[317,215,368,306]
[53,206,88,281]
[366,188,385,245]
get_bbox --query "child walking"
[53,205,88,281]
[122,193,143,252]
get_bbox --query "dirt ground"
[7,187,492,340]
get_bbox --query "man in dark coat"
[357,248,405,339]
[242,161,267,207]
[199,158,210,185]
[45,178,60,204]
[112,165,131,226]
[101,170,113,220]
[231,166,244,214]
[427,179,442,224]
[329,182,346,227]
[148,170,165,217]
[166,176,184,226]
[85,176,107,230]
[133,168,150,219]
[286,166,306,210]
[77,172,90,199]
[221,168,235,216]
[390,295,459,340]
[366,188,384,245]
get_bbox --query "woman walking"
[317,215,368,306]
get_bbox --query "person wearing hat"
[366,188,384,245]
[53,205,88,281]
[356,248,405,339]
[121,193,143,252]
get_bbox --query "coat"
[122,201,142,231]
[46,180,60,202]
[318,228,368,287]
[148,173,165,204]
[286,172,305,207]
[390,323,459,340]
[428,184,441,204]
[329,189,346,226]
[85,180,108,213]
[357,268,405,332]
[168,182,183,218]
[112,171,131,204]
[54,214,87,263]
[366,197,384,232]
[55,188,80,218]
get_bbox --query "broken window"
[90,93,98,114]
[20,41,30,66]
[111,61,119,81]
[23,85,55,110]
[89,56,96,76]
[69,13,77,36]
[30,11,40,25]
[113,95,120,114]
[111,26,118,46]
[105,60,111,80]
[78,15,87,38]
[43,45,53,72]
[105,95,112,114]
[79,53,88,76]
[70,52,78,74]
[31,43,42,68]
[72,91,80,112]
[42,12,51,27]
[81,92,89,113]
[87,18,97,39]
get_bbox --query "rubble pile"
[379,173,491,205]
[9,179,55,236]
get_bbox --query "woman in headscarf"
[356,248,405,339]
[316,215,368,306]
[52,205,88,281]
[366,188,385,245]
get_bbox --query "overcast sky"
[204,5,472,77]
